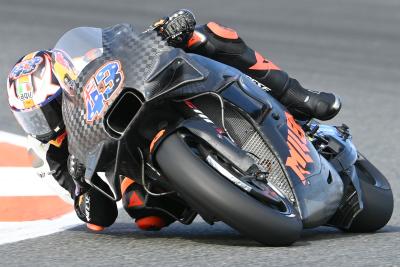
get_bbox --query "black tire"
[155,132,302,246]
[346,153,394,232]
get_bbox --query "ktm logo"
[285,112,313,185]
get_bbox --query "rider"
[6,10,341,232]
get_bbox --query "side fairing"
[235,75,344,227]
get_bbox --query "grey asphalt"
[0,0,399,266]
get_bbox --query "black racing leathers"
[45,137,76,199]
[185,22,340,120]
[185,22,293,100]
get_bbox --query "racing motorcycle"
[55,24,393,245]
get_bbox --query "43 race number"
[83,60,125,122]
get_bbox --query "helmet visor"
[13,107,52,138]
[12,94,63,141]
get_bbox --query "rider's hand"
[153,9,196,47]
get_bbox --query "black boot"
[279,80,341,121]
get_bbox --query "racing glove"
[74,185,118,227]
[68,154,118,227]
[152,9,196,47]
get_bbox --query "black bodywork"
[59,24,366,229]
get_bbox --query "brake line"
[137,147,175,197]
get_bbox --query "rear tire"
[155,132,302,246]
[346,153,393,232]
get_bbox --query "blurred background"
[2,0,399,179]
[0,0,399,265]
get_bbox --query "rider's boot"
[121,177,172,231]
[277,79,341,121]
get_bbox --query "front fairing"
[56,24,209,200]
[57,24,172,162]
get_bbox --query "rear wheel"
[346,153,393,232]
[155,132,302,246]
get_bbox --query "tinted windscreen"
[53,27,104,76]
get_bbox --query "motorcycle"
[55,23,393,245]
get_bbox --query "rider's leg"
[186,22,341,121]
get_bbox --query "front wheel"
[155,132,302,246]
[346,153,394,232]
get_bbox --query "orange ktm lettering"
[285,112,314,185]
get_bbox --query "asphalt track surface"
[1,0,400,266]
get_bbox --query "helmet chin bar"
[35,125,65,143]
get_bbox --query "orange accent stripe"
[207,22,239,40]
[0,196,73,221]
[187,32,202,48]
[121,177,134,195]
[49,131,67,148]
[136,216,165,230]
[87,223,105,231]
[0,143,32,167]
[249,51,281,71]
[150,130,166,153]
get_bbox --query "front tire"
[155,132,302,246]
[346,153,394,232]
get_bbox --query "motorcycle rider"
[6,10,341,231]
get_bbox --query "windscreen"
[53,27,104,76]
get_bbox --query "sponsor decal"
[85,194,91,222]
[285,112,313,185]
[184,100,214,124]
[16,82,35,108]
[244,75,271,92]
[184,100,226,139]
[10,56,43,80]
[150,129,166,153]
[52,49,77,95]
[16,83,33,101]
[83,60,125,122]
[54,50,71,70]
